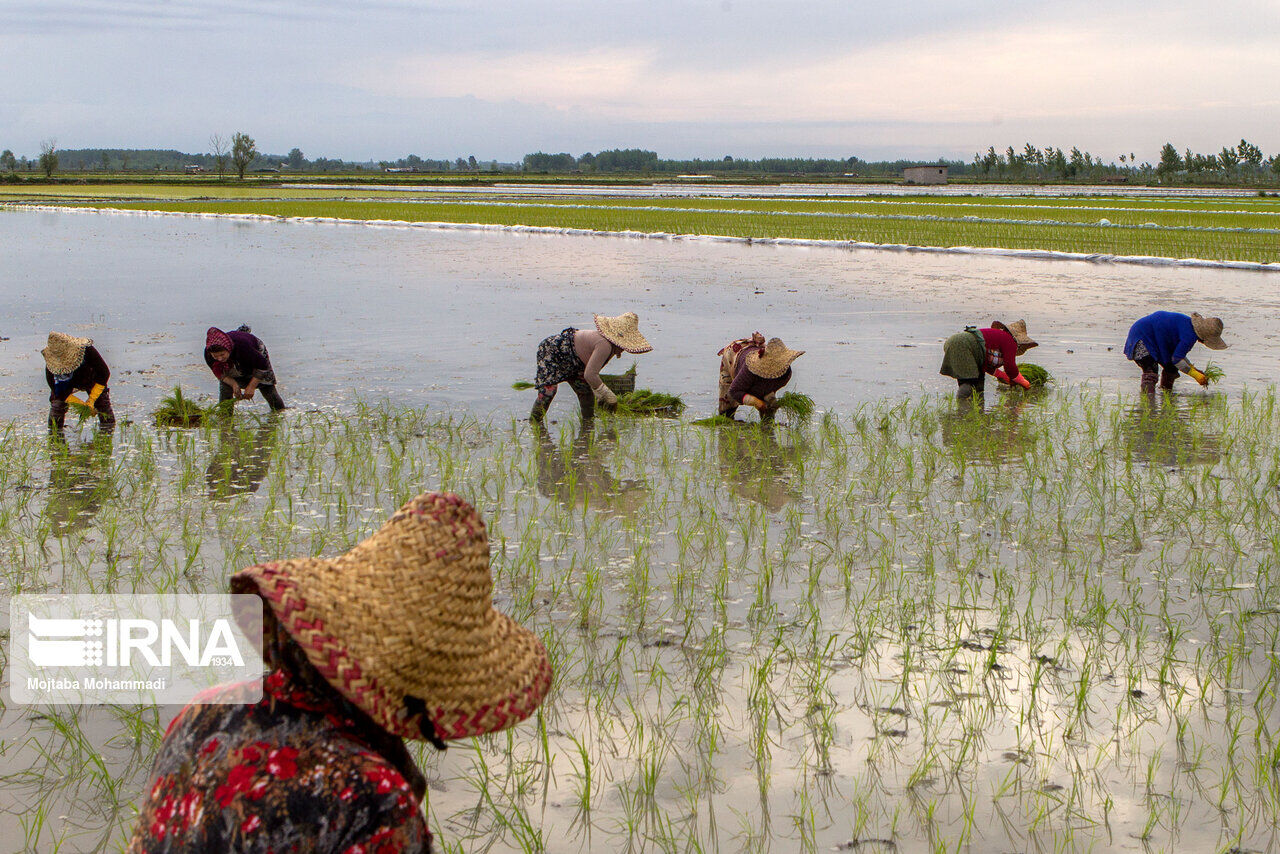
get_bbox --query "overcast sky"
[2,0,1277,163]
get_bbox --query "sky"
[2,0,1278,164]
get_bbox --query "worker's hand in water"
[592,384,618,406]
[86,384,106,409]
[238,388,256,401]
[992,369,1011,384]
[1011,373,1031,390]
[742,394,767,411]
[1188,367,1209,386]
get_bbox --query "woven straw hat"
[231,492,552,742]
[745,337,805,379]
[991,319,1038,353]
[41,332,92,374]
[1190,313,1228,350]
[594,312,653,354]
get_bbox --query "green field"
[6,392,1280,852]
[5,183,1278,264]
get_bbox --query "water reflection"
[716,425,804,512]
[938,392,1046,465]
[44,431,115,535]
[205,416,280,500]
[532,424,649,517]
[1119,394,1224,467]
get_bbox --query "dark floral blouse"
[128,669,431,853]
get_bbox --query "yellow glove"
[86,384,105,408]
[742,393,767,410]
[1187,367,1208,386]
[64,393,88,407]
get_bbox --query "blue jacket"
[1124,311,1198,368]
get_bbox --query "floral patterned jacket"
[128,669,431,853]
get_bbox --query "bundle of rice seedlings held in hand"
[154,386,230,428]
[1202,362,1224,383]
[1017,363,1052,388]
[775,392,815,420]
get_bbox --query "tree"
[0,149,15,172]
[38,139,58,177]
[231,132,257,179]
[467,155,477,170]
[210,134,229,179]
[100,151,110,171]
[1156,143,1182,179]
[1237,139,1263,168]
[1218,146,1240,172]
[287,147,305,169]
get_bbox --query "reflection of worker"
[129,493,552,853]
[533,423,649,516]
[717,334,804,421]
[204,325,286,410]
[717,426,803,512]
[1123,311,1227,394]
[45,431,114,535]
[205,418,279,500]
[939,320,1037,401]
[529,312,652,423]
[42,332,115,432]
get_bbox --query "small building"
[183,164,205,174]
[902,165,948,185]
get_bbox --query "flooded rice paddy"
[3,208,1280,852]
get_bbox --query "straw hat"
[594,312,653,354]
[744,337,805,379]
[231,492,552,742]
[991,319,1038,352]
[1190,313,1228,350]
[41,332,92,375]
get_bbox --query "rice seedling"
[153,386,231,427]
[775,391,815,420]
[613,389,686,417]
[1017,363,1052,388]
[1202,362,1225,383]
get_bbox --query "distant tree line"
[973,139,1280,183]
[521,148,974,177]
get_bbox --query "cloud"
[346,22,1280,129]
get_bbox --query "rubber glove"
[742,393,767,410]
[1187,367,1208,386]
[1011,373,1031,390]
[64,393,88,407]
[86,384,105,408]
[992,369,1011,384]
[592,384,618,406]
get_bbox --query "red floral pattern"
[128,671,431,853]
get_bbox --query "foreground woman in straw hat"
[129,492,552,853]
[42,332,115,432]
[528,312,652,422]
[717,332,804,421]
[204,325,286,411]
[1123,310,1227,393]
[939,320,1037,401]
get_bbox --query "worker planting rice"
[717,332,804,422]
[1123,311,1227,394]
[528,312,652,423]
[939,320,1037,403]
[42,332,116,433]
[204,325,286,411]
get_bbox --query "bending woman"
[42,332,115,432]
[205,325,286,410]
[529,312,652,422]
[717,333,804,421]
[1123,311,1226,393]
[939,320,1037,400]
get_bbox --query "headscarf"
[205,327,235,379]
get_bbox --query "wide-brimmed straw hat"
[231,492,552,742]
[41,332,92,375]
[991,319,1038,352]
[1190,313,1228,350]
[745,337,805,379]
[594,312,652,354]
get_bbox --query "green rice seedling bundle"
[691,414,740,427]
[615,389,685,417]
[775,392,815,420]
[512,381,536,390]
[1017,363,1052,388]
[1201,362,1225,383]
[154,387,228,427]
[67,400,100,423]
